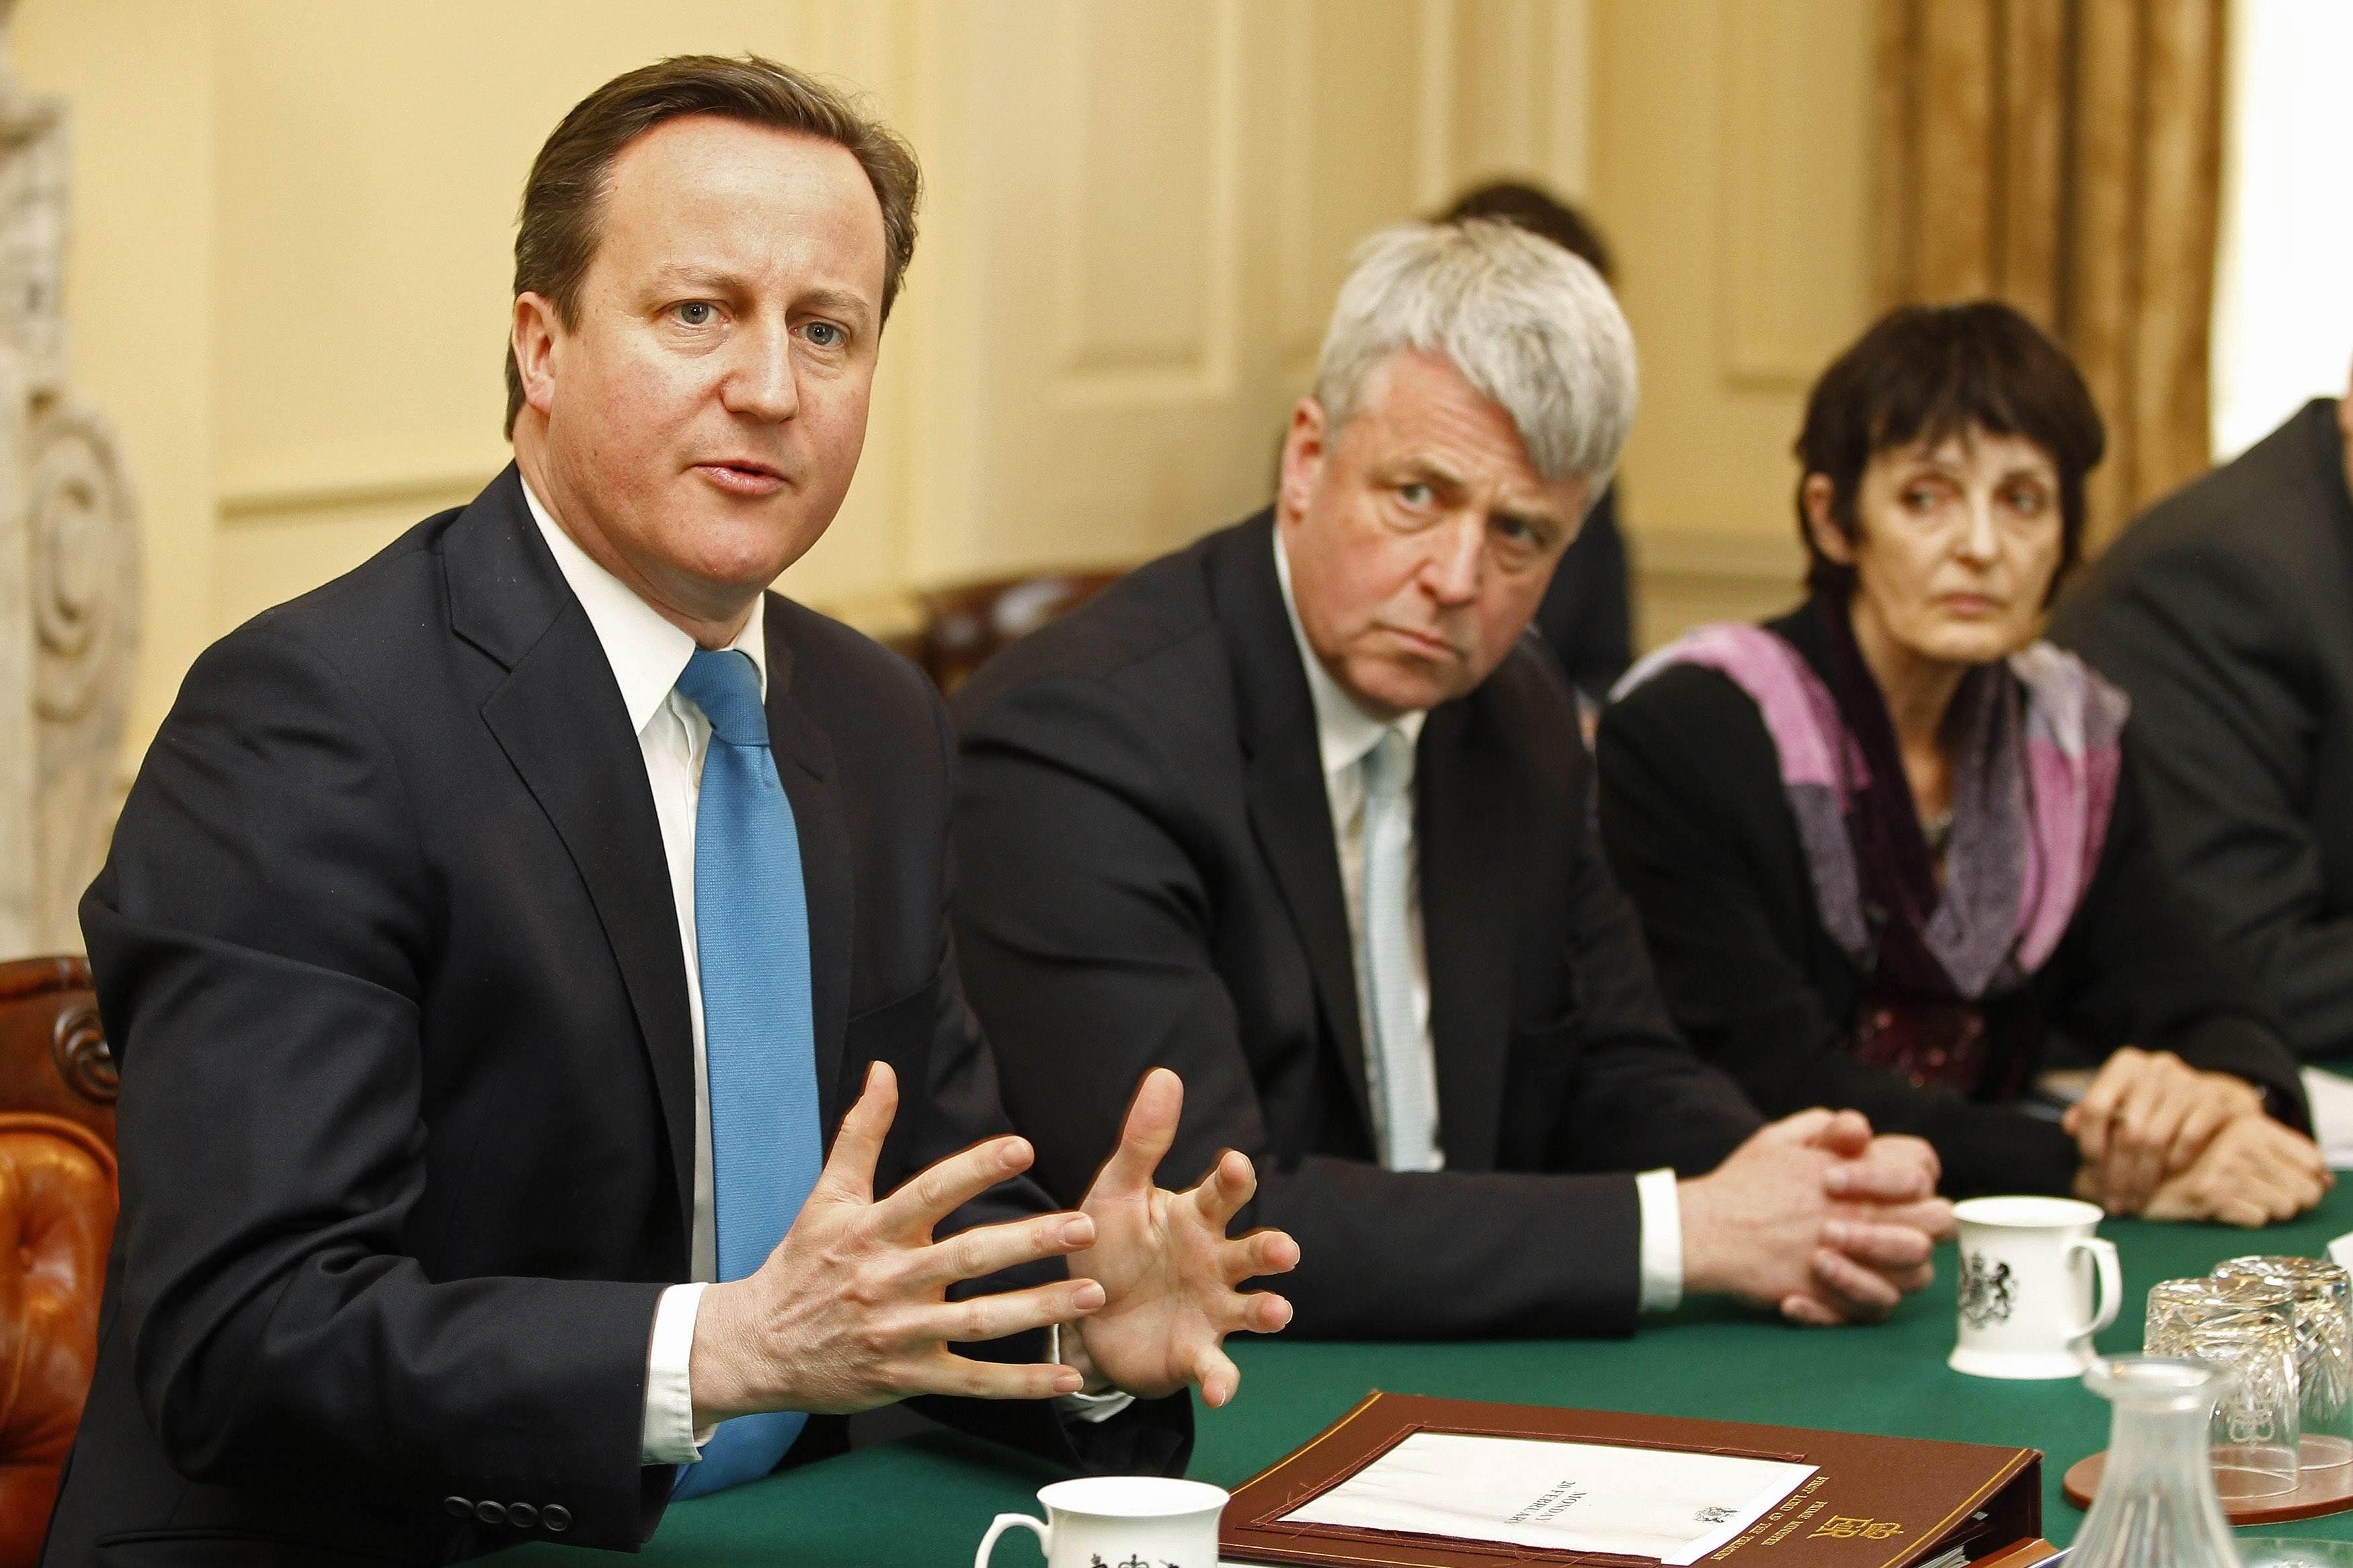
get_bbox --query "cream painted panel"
[1591,0,1872,645]
[1717,0,1874,387]
[907,0,1267,581]
[1055,0,1222,387]
[1274,0,1431,373]
[1451,0,1592,196]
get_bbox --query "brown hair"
[504,54,921,437]
[1793,301,2104,601]
[1438,180,1613,284]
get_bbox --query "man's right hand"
[686,1062,1103,1426]
[1679,1108,1954,1327]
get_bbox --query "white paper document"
[1279,1432,1817,1567]
[2303,1068,2353,1169]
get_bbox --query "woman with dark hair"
[1597,302,2329,1223]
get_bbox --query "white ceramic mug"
[1949,1195,2122,1378]
[975,1475,1228,1568]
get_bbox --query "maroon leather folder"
[1220,1391,2044,1568]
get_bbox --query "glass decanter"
[2071,1356,2247,1568]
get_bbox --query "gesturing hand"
[687,1062,1103,1427]
[1068,1069,1300,1408]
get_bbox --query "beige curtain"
[1873,0,2227,550]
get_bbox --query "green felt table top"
[498,1186,2353,1565]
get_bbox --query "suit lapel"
[1211,516,1376,1142]
[452,467,699,1232]
[1416,696,1514,1171]
[761,607,852,1140]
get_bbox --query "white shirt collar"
[520,472,768,734]
[1272,522,1427,780]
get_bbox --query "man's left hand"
[1066,1069,1300,1407]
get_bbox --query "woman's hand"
[2063,1047,2264,1214]
[2137,1116,2332,1227]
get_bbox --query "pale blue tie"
[670,647,824,1498]
[1360,729,1439,1171]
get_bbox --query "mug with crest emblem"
[1949,1195,2122,1378]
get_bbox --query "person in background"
[1439,181,1634,706]
[952,220,1955,1344]
[1599,301,2327,1227]
[2050,368,2353,1067]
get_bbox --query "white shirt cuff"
[641,1282,713,1464]
[1049,1323,1135,1424]
[1635,1167,1685,1314]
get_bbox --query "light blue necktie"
[1360,728,1439,1171]
[669,647,824,1498]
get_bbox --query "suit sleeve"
[2055,544,2353,1060]
[897,686,1192,1475]
[83,624,667,1549]
[1596,667,2082,1199]
[2036,735,2309,1126]
[1539,731,1763,1178]
[958,671,1663,1339]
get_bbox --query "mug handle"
[2070,1237,2122,1341]
[976,1512,1051,1568]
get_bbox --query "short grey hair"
[1312,219,1638,489]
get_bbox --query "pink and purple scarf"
[1616,606,2128,1003]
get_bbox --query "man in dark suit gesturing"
[47,56,1295,1565]
[953,222,1952,1342]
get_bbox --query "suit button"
[508,1502,539,1528]
[543,1504,572,1532]
[444,1496,473,1519]
[475,1500,510,1526]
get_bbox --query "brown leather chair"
[0,958,118,1565]
[916,570,1123,694]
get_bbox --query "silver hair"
[1312,218,1638,490]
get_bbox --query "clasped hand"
[2064,1046,2329,1225]
[687,1063,1299,1427]
[1679,1108,1956,1328]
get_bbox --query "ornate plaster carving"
[0,0,138,957]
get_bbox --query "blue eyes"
[667,306,846,350]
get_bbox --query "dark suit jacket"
[2050,399,2353,1062]
[48,468,1185,1567]
[1531,483,1634,704]
[949,512,1761,1342]
[1597,603,2308,1199]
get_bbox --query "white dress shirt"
[1271,528,1685,1311]
[522,480,738,1464]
